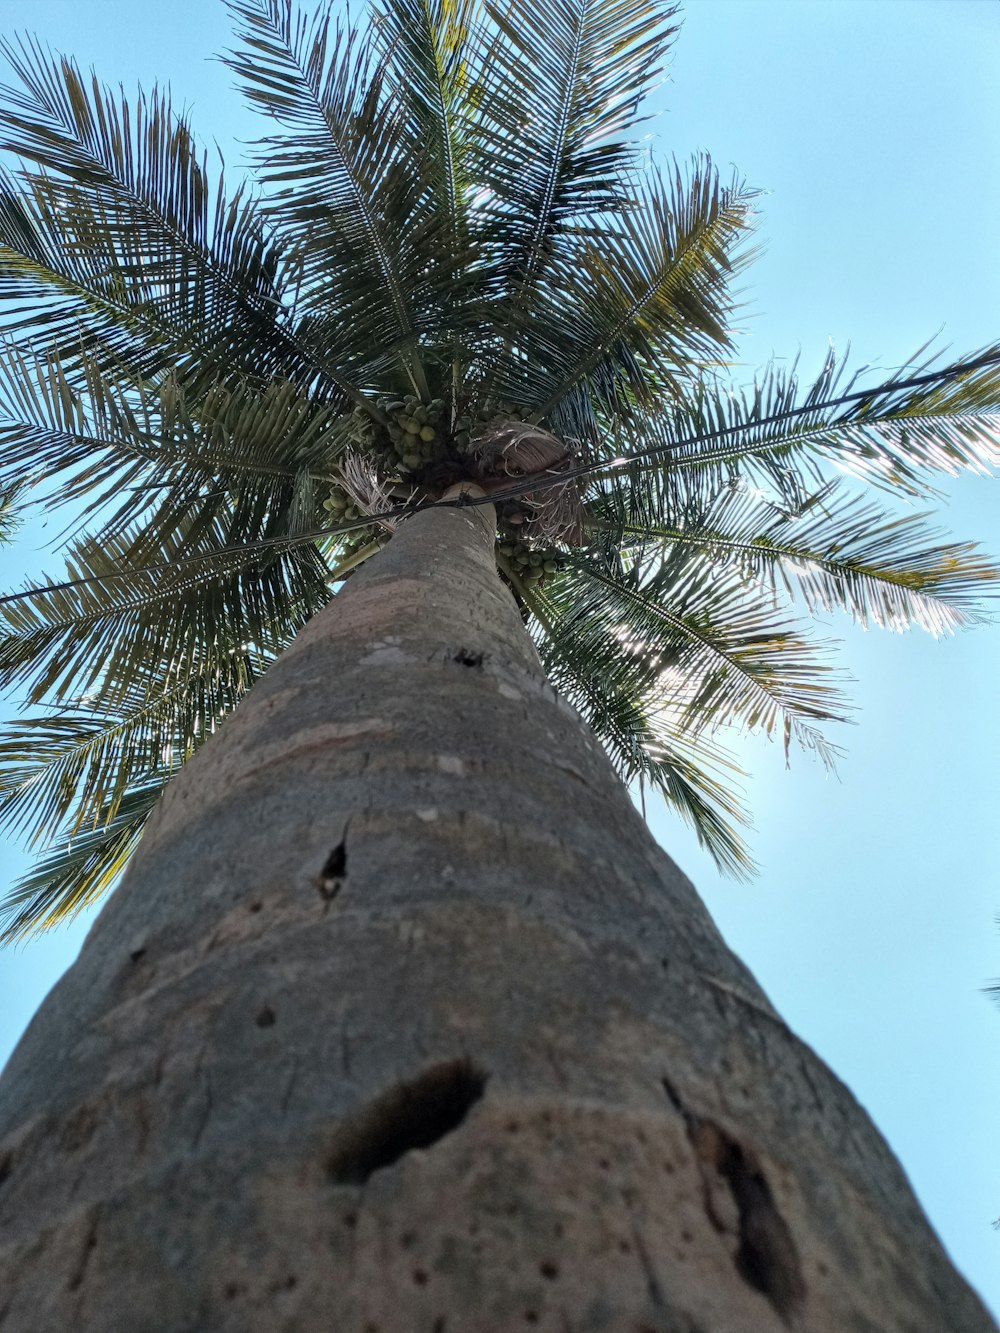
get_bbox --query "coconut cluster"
[497,536,565,586]
[322,392,577,588]
[340,394,456,477]
[321,488,377,559]
[341,393,542,479]
[321,488,362,521]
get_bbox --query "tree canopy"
[0,0,997,941]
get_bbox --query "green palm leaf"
[0,40,306,391]
[620,345,1000,512]
[603,478,1000,634]
[223,0,457,395]
[478,0,679,282]
[0,513,329,708]
[0,673,226,849]
[0,343,353,539]
[556,553,847,762]
[0,487,19,544]
[0,779,166,941]
[516,159,757,419]
[529,576,755,875]
[372,0,479,240]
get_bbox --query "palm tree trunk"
[0,499,992,1333]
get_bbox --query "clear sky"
[0,0,997,1317]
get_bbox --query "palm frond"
[371,0,478,240]
[0,779,165,942]
[617,345,1000,514]
[0,40,317,393]
[529,579,754,875]
[513,159,756,416]
[477,0,679,286]
[0,513,329,708]
[555,552,848,763]
[223,0,457,394]
[0,343,354,542]
[0,487,19,543]
[604,478,1000,635]
[0,665,236,849]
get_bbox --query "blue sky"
[0,0,997,1317]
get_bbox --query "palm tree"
[0,0,996,1327]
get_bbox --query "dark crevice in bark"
[327,1060,487,1186]
[0,1151,10,1189]
[453,647,484,667]
[631,1225,668,1311]
[661,1078,806,1322]
[316,829,348,902]
[662,1077,683,1114]
[67,1212,99,1293]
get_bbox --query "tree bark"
[0,500,992,1333]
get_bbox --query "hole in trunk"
[453,648,484,668]
[327,1059,487,1185]
[316,839,347,901]
[723,1140,806,1319]
[662,1079,805,1320]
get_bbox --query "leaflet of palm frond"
[625,346,1000,505]
[0,345,350,539]
[531,581,754,876]
[223,0,469,397]
[370,0,481,249]
[0,488,19,543]
[0,779,167,942]
[154,373,353,475]
[544,383,603,447]
[509,162,757,419]
[475,0,680,289]
[561,555,848,763]
[0,650,252,841]
[0,179,172,379]
[0,47,319,392]
[611,479,1000,635]
[0,515,329,709]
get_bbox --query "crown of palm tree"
[0,0,997,941]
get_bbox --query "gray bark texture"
[0,501,993,1332]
